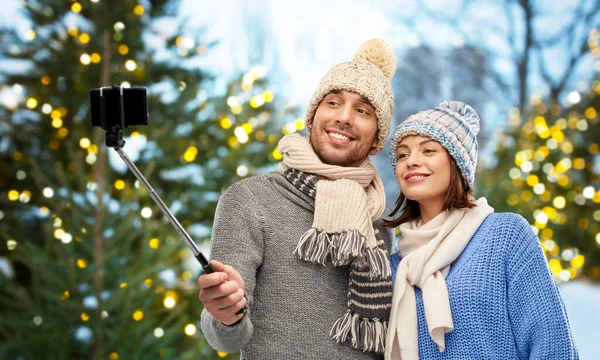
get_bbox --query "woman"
[384,101,578,359]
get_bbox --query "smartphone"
[89,86,148,130]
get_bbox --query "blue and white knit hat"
[389,101,480,188]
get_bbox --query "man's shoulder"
[221,171,282,198]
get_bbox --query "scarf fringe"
[294,228,391,279]
[330,310,388,354]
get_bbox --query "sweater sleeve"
[200,180,265,353]
[505,214,579,360]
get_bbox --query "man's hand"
[198,260,247,326]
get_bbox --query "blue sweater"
[390,212,578,359]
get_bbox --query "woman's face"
[394,135,452,208]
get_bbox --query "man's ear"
[371,132,379,150]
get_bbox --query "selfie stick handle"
[114,148,216,274]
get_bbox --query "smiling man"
[198,38,397,359]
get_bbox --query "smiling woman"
[382,101,578,360]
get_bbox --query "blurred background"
[0,0,598,359]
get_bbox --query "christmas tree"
[477,78,600,283]
[0,1,299,358]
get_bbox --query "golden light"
[71,2,82,13]
[585,107,597,119]
[263,90,274,102]
[7,240,17,251]
[526,174,538,187]
[589,143,599,155]
[41,76,51,85]
[184,324,197,336]
[77,259,87,268]
[220,117,232,129]
[53,229,65,240]
[570,254,585,269]
[52,118,63,128]
[549,259,562,274]
[109,353,119,360]
[8,190,19,201]
[81,312,90,321]
[26,97,38,109]
[39,206,50,217]
[118,44,129,55]
[557,176,570,187]
[231,104,242,115]
[182,271,192,281]
[61,291,70,300]
[149,238,159,249]
[144,278,153,288]
[183,146,198,162]
[57,128,69,139]
[295,118,305,130]
[132,310,144,321]
[120,282,128,288]
[25,29,36,40]
[79,138,91,148]
[68,27,78,36]
[553,196,566,209]
[114,179,125,190]
[134,5,144,15]
[272,147,282,160]
[125,60,137,71]
[573,158,585,170]
[88,145,99,154]
[50,109,61,119]
[226,137,238,148]
[242,123,253,134]
[90,53,101,63]
[217,352,228,358]
[79,33,90,44]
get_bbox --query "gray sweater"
[200,171,393,359]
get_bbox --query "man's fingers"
[209,260,225,271]
[214,288,245,311]
[199,280,240,302]
[197,271,226,288]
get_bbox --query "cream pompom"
[352,38,396,79]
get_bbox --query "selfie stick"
[98,79,216,275]
[114,148,216,274]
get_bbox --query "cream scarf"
[278,133,393,353]
[385,198,494,359]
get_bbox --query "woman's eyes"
[397,148,437,159]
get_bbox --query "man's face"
[308,90,378,167]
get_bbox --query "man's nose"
[335,104,354,126]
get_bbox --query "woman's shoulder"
[478,212,532,236]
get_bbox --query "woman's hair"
[384,153,476,227]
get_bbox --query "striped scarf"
[277,134,393,353]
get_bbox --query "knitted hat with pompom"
[389,101,481,188]
[305,39,396,155]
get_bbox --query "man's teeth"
[329,132,350,141]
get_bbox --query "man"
[198,38,396,359]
